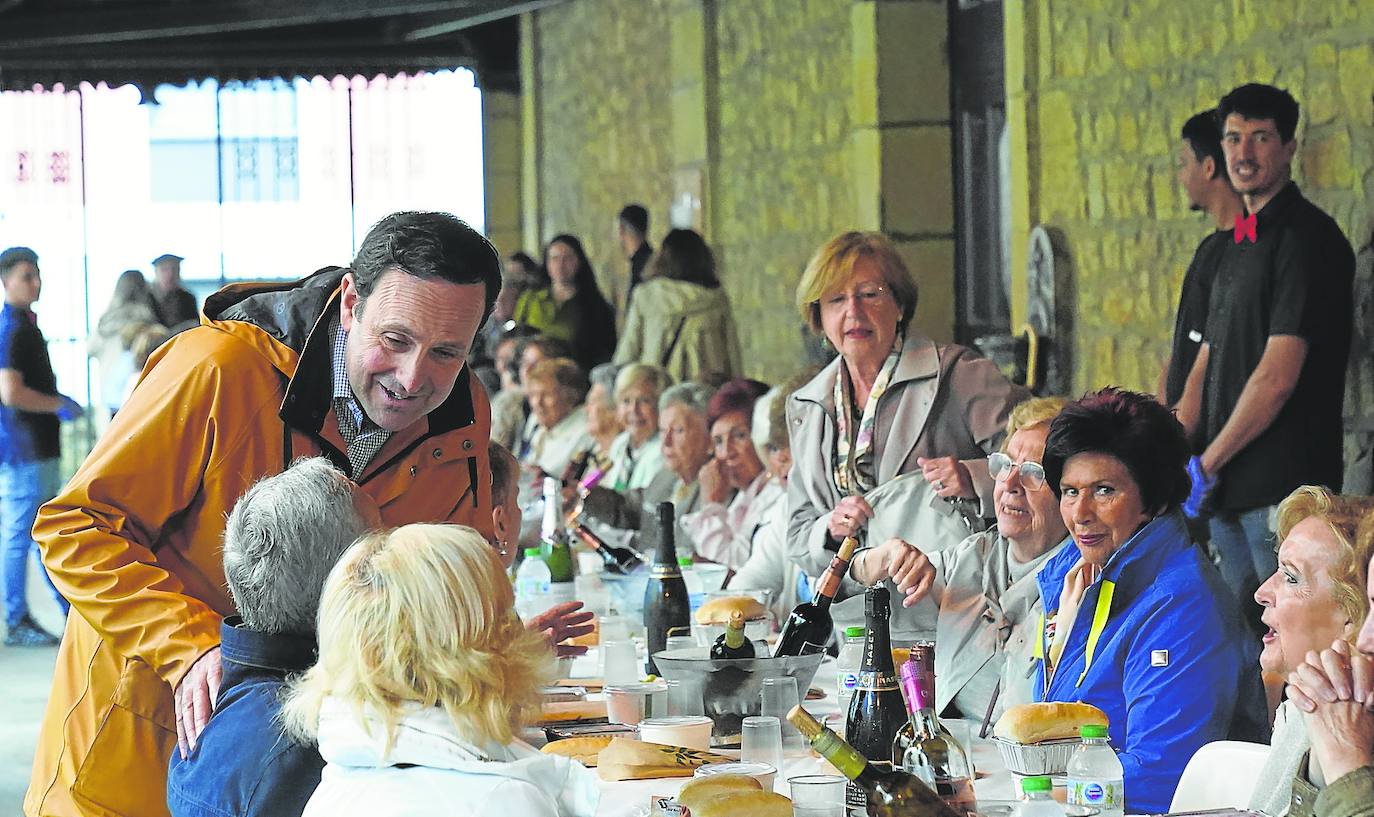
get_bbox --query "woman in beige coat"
[785,231,1027,585]
[613,229,741,384]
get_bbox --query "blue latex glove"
[55,395,84,422]
[1182,455,1216,519]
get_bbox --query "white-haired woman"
[282,524,599,817]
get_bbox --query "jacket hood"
[635,277,732,318]
[201,266,347,378]
[315,698,599,817]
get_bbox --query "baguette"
[994,701,1109,744]
[692,791,793,817]
[694,595,768,625]
[539,734,612,766]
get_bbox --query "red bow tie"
[1234,213,1258,244]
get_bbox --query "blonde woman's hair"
[280,524,553,753]
[614,362,673,401]
[1001,396,1069,452]
[1275,486,1374,636]
[795,231,919,335]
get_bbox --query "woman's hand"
[1287,640,1374,781]
[698,459,731,505]
[526,601,596,658]
[827,495,874,541]
[852,538,936,606]
[916,456,975,499]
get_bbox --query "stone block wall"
[1011,0,1374,400]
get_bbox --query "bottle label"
[846,761,894,810]
[1068,778,1123,811]
[838,671,859,692]
[854,670,898,691]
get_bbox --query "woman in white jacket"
[281,524,599,817]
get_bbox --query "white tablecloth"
[561,652,1016,816]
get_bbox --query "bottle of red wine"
[773,536,858,658]
[893,644,976,816]
[789,705,961,817]
[643,502,690,676]
[710,609,756,659]
[569,522,645,575]
[846,586,908,814]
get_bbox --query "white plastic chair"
[1169,740,1273,811]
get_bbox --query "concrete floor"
[1,560,69,816]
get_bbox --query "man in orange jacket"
[27,212,503,817]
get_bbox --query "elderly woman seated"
[859,396,1070,722]
[683,378,779,571]
[584,363,625,470]
[282,523,599,817]
[1035,387,1265,814]
[603,363,672,492]
[519,357,594,480]
[1244,487,1374,816]
[1280,511,1374,817]
[580,381,717,556]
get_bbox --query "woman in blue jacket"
[1034,387,1266,813]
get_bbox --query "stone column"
[850,0,956,342]
[667,0,718,241]
[519,12,545,251]
[481,88,523,256]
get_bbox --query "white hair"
[222,457,372,635]
[659,382,713,416]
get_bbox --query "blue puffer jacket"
[1033,511,1266,813]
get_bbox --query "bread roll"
[539,734,612,766]
[677,774,762,811]
[694,595,768,625]
[692,790,792,817]
[994,701,1109,744]
[566,614,599,648]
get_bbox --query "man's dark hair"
[1181,109,1226,180]
[1042,387,1191,517]
[0,246,38,280]
[542,234,606,300]
[648,228,720,289]
[1217,83,1301,143]
[350,211,501,323]
[618,204,649,237]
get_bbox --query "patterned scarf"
[832,335,902,495]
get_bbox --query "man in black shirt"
[1160,108,1243,445]
[617,204,653,315]
[0,247,84,646]
[1186,85,1355,625]
[151,252,199,329]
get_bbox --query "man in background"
[0,246,82,646]
[151,252,199,329]
[617,204,652,314]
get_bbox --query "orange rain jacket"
[26,268,495,817]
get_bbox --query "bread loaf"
[993,701,1109,744]
[691,790,793,817]
[538,734,612,766]
[676,774,762,811]
[694,595,768,625]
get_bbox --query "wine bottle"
[643,502,690,676]
[789,705,961,817]
[773,536,859,658]
[893,645,976,816]
[569,521,645,575]
[710,610,756,659]
[541,477,576,601]
[846,586,909,814]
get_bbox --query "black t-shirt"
[154,286,199,329]
[1201,182,1355,510]
[0,304,60,461]
[623,243,653,314]
[1165,229,1229,410]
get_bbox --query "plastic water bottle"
[514,547,552,621]
[1067,725,1124,817]
[1016,776,1067,817]
[835,625,866,725]
[679,557,705,614]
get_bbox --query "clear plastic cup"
[666,676,706,717]
[601,638,638,685]
[740,715,783,783]
[789,774,847,817]
[761,676,804,754]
